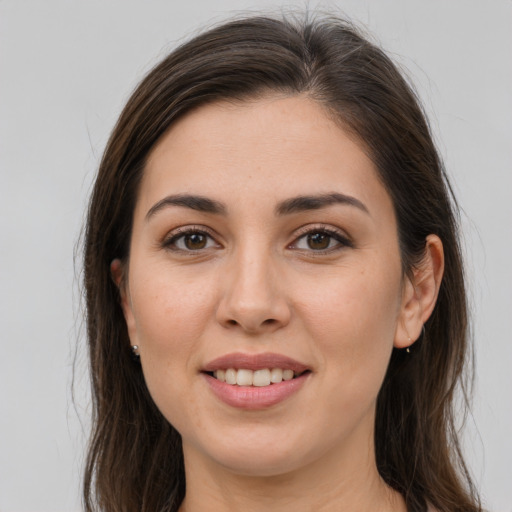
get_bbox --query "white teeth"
[270,368,283,383]
[213,368,301,386]
[283,369,294,381]
[225,368,237,385]
[253,369,271,387]
[236,369,253,386]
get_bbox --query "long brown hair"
[82,13,481,512]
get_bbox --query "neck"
[179,433,405,512]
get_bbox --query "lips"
[203,352,310,373]
[201,352,311,410]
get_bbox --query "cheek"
[295,263,402,400]
[128,269,217,426]
[128,265,217,373]
[298,262,401,338]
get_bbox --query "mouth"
[204,367,310,387]
[201,353,311,408]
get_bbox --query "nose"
[215,249,291,334]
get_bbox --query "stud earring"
[406,337,411,353]
[131,345,140,360]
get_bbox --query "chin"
[187,425,327,478]
[214,448,311,478]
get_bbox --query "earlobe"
[394,235,444,348]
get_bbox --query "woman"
[83,13,481,512]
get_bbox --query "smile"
[211,368,302,387]
[202,353,311,409]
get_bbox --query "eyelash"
[162,226,220,253]
[162,225,352,254]
[289,225,353,254]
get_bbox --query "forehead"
[139,95,392,219]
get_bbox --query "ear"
[110,258,139,351]
[394,235,444,348]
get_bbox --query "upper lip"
[202,352,310,373]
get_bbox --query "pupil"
[307,233,330,250]
[185,233,206,250]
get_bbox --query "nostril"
[224,317,278,330]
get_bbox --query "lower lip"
[203,372,310,410]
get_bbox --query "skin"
[112,95,444,512]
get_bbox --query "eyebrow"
[276,192,369,216]
[145,191,369,220]
[146,194,226,220]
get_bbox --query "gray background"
[1,0,511,510]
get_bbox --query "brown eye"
[184,233,207,250]
[291,228,351,253]
[165,229,218,252]
[307,232,330,250]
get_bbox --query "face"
[117,95,412,478]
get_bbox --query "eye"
[164,228,219,252]
[291,228,351,252]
